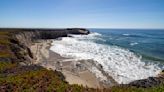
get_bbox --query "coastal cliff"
[0,28,89,64]
[0,28,164,92]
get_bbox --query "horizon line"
[0,27,164,30]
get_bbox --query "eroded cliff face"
[12,28,89,44]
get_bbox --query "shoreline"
[1,29,164,91]
[30,40,105,88]
[30,38,164,89]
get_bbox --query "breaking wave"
[50,32,162,84]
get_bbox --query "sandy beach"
[30,40,104,88]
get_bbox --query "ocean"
[50,29,164,84]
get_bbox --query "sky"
[0,0,164,29]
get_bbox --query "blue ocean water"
[90,29,164,63]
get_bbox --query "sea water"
[50,29,164,84]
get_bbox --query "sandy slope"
[30,40,101,88]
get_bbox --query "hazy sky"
[0,0,164,29]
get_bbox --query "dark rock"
[0,57,12,62]
[162,70,164,72]
[129,76,164,88]
[55,70,66,82]
[27,47,33,59]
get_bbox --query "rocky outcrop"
[127,72,164,88]
[79,60,118,86]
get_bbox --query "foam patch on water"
[130,42,138,46]
[50,32,162,84]
[123,33,130,36]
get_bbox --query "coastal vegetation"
[0,30,164,92]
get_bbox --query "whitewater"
[50,32,162,84]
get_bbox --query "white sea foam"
[130,42,138,46]
[123,33,130,36]
[50,32,162,84]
